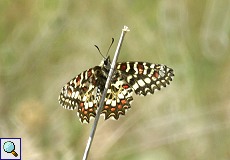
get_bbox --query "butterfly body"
[59,57,174,123]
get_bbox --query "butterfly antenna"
[105,38,114,57]
[94,45,105,59]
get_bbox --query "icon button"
[1,138,21,160]
[3,141,18,157]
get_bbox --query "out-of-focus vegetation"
[0,1,230,159]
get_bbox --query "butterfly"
[58,54,174,123]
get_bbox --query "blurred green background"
[0,0,230,159]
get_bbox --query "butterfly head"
[100,56,111,71]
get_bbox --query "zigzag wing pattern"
[116,62,174,96]
[59,59,174,123]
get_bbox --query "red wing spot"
[104,105,109,109]
[118,104,122,110]
[87,69,92,77]
[122,84,129,89]
[84,111,88,115]
[120,63,127,71]
[121,99,126,105]
[83,86,88,92]
[111,108,116,112]
[76,76,81,86]
[137,64,144,74]
[92,77,96,85]
[153,71,159,78]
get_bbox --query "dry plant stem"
[82,26,130,160]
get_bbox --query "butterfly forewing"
[59,58,174,123]
[116,62,174,96]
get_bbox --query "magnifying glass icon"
[3,141,18,157]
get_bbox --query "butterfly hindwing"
[101,74,134,120]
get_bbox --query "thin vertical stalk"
[82,26,130,160]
